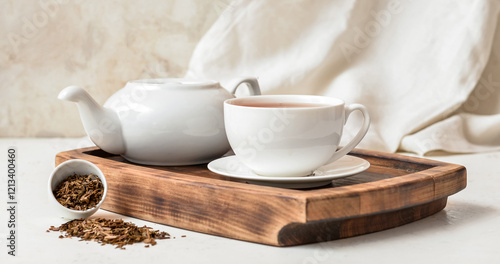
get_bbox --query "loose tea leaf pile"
[53,173,104,210]
[48,218,171,249]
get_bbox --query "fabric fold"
[187,0,500,155]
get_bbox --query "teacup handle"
[326,104,370,164]
[225,77,262,96]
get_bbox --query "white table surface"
[0,138,499,264]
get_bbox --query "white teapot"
[58,77,261,165]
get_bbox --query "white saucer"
[207,155,370,189]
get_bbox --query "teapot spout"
[58,86,126,155]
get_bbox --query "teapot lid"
[128,78,218,87]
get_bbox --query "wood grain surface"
[55,147,466,246]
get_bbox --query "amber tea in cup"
[224,95,370,177]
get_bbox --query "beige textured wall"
[0,0,226,137]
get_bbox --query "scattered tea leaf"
[48,218,170,249]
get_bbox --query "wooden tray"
[55,147,466,246]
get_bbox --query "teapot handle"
[226,77,262,96]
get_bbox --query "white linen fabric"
[186,0,500,155]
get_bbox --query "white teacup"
[224,95,370,177]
